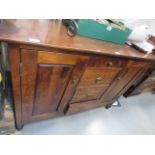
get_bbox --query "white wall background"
[121,19,155,36]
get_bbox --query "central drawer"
[78,67,121,86]
[71,85,108,103]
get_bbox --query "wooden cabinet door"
[100,61,150,104]
[20,50,89,123]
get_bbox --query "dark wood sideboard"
[0,20,155,129]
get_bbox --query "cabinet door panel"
[33,64,72,115]
[100,67,142,103]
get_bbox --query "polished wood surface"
[101,67,143,102]
[3,20,155,129]
[32,64,72,115]
[0,20,155,61]
[78,67,121,86]
[8,45,22,129]
[21,49,38,123]
[8,45,153,128]
[71,85,108,103]
[37,51,88,64]
[66,100,101,115]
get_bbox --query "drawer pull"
[86,94,91,98]
[72,79,78,84]
[107,61,113,67]
[95,77,103,83]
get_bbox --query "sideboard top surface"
[0,19,155,61]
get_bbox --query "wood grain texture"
[78,67,121,86]
[100,65,146,103]
[58,57,89,112]
[20,49,89,124]
[8,44,22,128]
[33,64,72,115]
[71,85,108,103]
[21,49,38,123]
[38,51,87,65]
[0,20,155,61]
[66,100,100,115]
[4,21,155,127]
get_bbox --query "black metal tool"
[62,19,78,37]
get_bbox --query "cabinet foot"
[16,124,24,130]
[152,89,155,94]
[105,100,121,109]
[105,104,112,109]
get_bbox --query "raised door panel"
[21,49,89,123]
[33,64,72,115]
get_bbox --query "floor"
[15,93,155,135]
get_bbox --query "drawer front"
[127,60,150,68]
[78,67,121,86]
[71,85,108,103]
[66,99,113,115]
[88,56,125,68]
[66,100,101,115]
[106,57,125,68]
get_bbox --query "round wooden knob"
[95,77,103,83]
[86,94,91,98]
[72,79,78,84]
[107,61,113,67]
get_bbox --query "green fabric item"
[77,19,132,45]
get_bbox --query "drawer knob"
[95,77,103,83]
[107,61,113,67]
[86,94,91,98]
[72,79,78,84]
